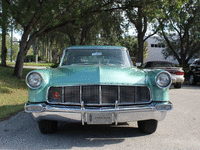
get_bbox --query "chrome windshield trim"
[59,47,132,67]
[59,49,66,67]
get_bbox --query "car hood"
[50,65,146,86]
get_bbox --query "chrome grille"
[101,85,118,104]
[82,85,99,104]
[48,85,151,105]
[64,86,80,103]
[120,86,135,103]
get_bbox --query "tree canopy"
[1,0,200,78]
[158,0,200,65]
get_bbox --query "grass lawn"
[0,66,33,121]
[6,62,53,67]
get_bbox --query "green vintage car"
[25,45,172,134]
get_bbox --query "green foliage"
[0,35,19,61]
[24,55,42,62]
[50,62,60,68]
[6,62,53,67]
[158,0,200,65]
[124,0,165,63]
[118,36,138,57]
[117,36,148,59]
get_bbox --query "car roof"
[66,45,127,50]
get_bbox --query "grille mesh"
[64,86,80,103]
[120,86,135,103]
[102,85,118,104]
[48,85,150,105]
[82,85,99,104]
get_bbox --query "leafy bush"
[50,62,59,68]
[24,55,42,62]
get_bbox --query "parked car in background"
[189,58,200,85]
[25,46,172,134]
[144,61,185,88]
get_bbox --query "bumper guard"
[25,101,172,125]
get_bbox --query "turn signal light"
[175,71,184,75]
[156,104,172,111]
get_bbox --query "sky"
[12,31,21,41]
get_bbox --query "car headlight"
[26,72,43,89]
[156,72,172,88]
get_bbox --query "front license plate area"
[87,113,112,125]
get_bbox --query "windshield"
[61,49,133,67]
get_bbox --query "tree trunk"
[13,42,28,78]
[137,35,144,64]
[13,37,34,78]
[136,7,145,65]
[32,43,36,56]
[1,0,8,67]
[14,51,26,78]
[80,27,88,45]
[1,26,7,67]
[42,40,45,61]
[68,34,76,45]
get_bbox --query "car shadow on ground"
[44,121,149,148]
[57,121,142,137]
[1,112,156,149]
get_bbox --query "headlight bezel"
[26,71,43,89]
[155,71,172,89]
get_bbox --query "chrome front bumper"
[25,102,172,125]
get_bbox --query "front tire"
[38,120,58,134]
[137,120,158,134]
[189,74,197,85]
[174,82,182,88]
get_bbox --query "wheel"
[38,120,58,134]
[189,74,197,85]
[137,120,158,134]
[174,82,182,88]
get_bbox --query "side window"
[145,62,151,68]
[194,61,198,66]
[197,61,200,66]
[191,61,197,66]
